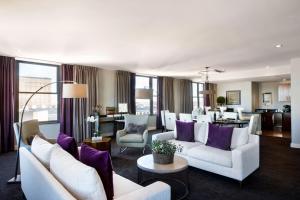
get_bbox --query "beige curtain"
[202,83,217,108]
[72,65,101,142]
[162,77,174,112]
[179,79,193,113]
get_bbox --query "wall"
[99,69,117,115]
[217,81,253,112]
[258,81,291,110]
[291,58,300,148]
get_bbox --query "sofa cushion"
[57,133,79,159]
[206,123,234,151]
[194,122,208,144]
[31,135,54,169]
[119,134,143,143]
[175,120,195,142]
[80,144,114,200]
[50,145,107,200]
[113,173,143,199]
[187,144,232,168]
[231,127,249,149]
[169,139,199,156]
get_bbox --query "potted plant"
[152,140,183,164]
[217,96,226,106]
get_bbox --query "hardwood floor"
[262,130,291,139]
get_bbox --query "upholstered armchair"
[13,119,56,150]
[116,114,149,154]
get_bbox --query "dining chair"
[179,113,193,122]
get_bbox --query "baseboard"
[290,143,300,148]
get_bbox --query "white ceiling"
[0,0,299,82]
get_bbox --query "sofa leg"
[120,147,127,153]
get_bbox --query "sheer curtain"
[0,56,16,153]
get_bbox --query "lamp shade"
[135,88,153,99]
[62,84,88,98]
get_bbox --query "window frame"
[135,75,157,115]
[192,82,204,109]
[16,60,60,124]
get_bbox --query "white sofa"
[20,137,170,200]
[152,123,259,182]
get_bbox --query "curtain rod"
[15,57,62,65]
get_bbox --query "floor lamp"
[8,81,88,184]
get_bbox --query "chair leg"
[120,147,127,153]
[142,147,146,155]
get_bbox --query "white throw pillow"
[194,122,208,144]
[31,135,54,168]
[231,127,249,149]
[50,145,107,200]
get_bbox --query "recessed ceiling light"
[275,44,283,48]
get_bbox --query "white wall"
[217,81,253,112]
[291,58,300,148]
[258,81,290,110]
[99,69,117,115]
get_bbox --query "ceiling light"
[275,44,283,48]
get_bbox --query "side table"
[83,137,112,155]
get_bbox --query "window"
[135,75,157,115]
[192,82,204,109]
[18,61,59,122]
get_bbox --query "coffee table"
[137,154,189,200]
[83,137,112,155]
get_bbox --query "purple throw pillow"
[206,123,234,151]
[80,144,114,200]
[57,133,79,159]
[176,120,195,142]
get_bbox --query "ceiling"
[0,0,299,82]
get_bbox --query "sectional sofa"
[152,122,260,182]
[19,137,170,200]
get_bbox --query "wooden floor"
[262,130,291,139]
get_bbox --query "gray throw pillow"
[127,123,147,134]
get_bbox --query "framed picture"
[226,90,241,105]
[263,92,272,105]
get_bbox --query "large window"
[192,82,204,110]
[135,75,157,115]
[18,61,59,122]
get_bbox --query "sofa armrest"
[232,140,260,180]
[152,131,175,141]
[116,129,127,145]
[115,181,171,200]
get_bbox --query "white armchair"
[116,115,149,154]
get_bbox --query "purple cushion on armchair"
[206,123,234,150]
[80,144,114,200]
[176,120,195,142]
[57,133,79,159]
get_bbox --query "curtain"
[116,71,136,114]
[203,83,217,108]
[73,65,101,142]
[156,77,163,129]
[179,79,193,113]
[162,77,174,112]
[0,56,16,153]
[60,64,101,142]
[60,64,74,136]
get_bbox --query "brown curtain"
[203,83,217,108]
[0,56,16,153]
[72,65,101,142]
[156,77,163,129]
[179,79,193,113]
[116,71,135,114]
[162,77,174,112]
